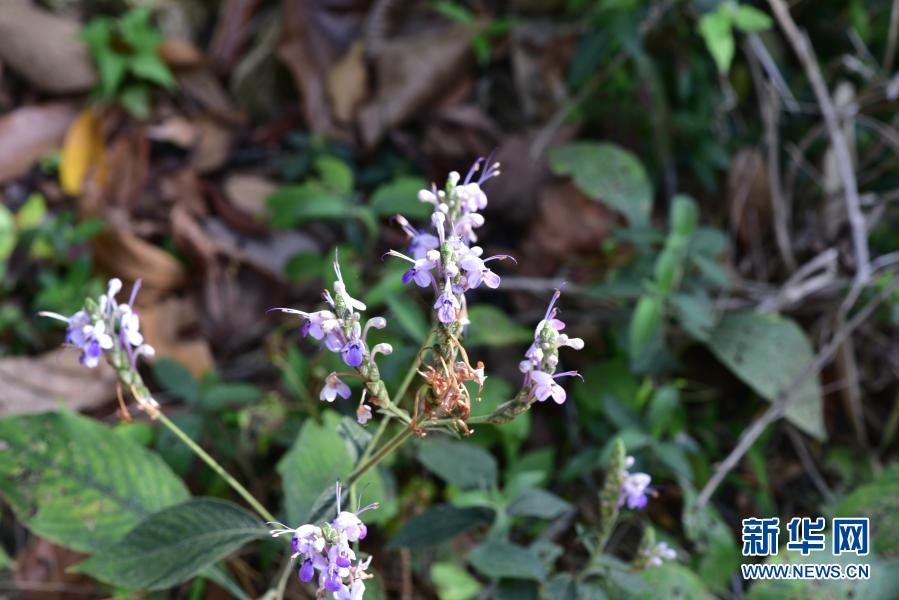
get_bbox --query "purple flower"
[356,403,373,425]
[329,539,355,569]
[335,579,366,600]
[299,558,315,582]
[643,542,677,567]
[323,564,344,593]
[529,370,569,404]
[271,308,339,341]
[41,309,114,368]
[396,215,440,259]
[334,511,367,542]
[458,251,511,290]
[434,278,460,324]
[619,457,652,510]
[291,524,325,555]
[320,373,352,403]
[387,249,439,288]
[456,182,488,213]
[341,339,365,367]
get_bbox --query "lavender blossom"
[619,456,652,510]
[269,482,377,598]
[642,542,677,566]
[434,278,460,324]
[320,373,352,403]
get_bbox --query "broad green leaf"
[465,306,533,346]
[370,176,432,219]
[629,295,663,360]
[732,5,773,32]
[834,464,899,554]
[699,8,734,74]
[639,563,715,599]
[507,487,571,520]
[706,312,825,440]
[277,411,353,525]
[494,579,539,599]
[388,505,494,549]
[152,358,199,404]
[418,439,497,490]
[200,382,262,410]
[468,540,546,580]
[74,498,269,591]
[315,156,354,194]
[549,142,653,226]
[432,561,482,600]
[0,411,189,552]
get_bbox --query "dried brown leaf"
[327,41,368,123]
[0,0,97,94]
[358,25,474,148]
[0,102,79,183]
[0,349,116,416]
[138,296,215,377]
[90,229,187,294]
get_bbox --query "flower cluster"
[40,278,154,369]
[618,455,652,510]
[272,255,392,419]
[270,483,376,599]
[387,158,512,326]
[519,290,584,404]
[640,541,677,567]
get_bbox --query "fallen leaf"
[208,0,263,73]
[60,108,106,196]
[223,174,276,222]
[326,41,368,123]
[90,229,187,295]
[191,117,233,173]
[358,24,474,148]
[0,102,79,183]
[13,537,96,597]
[0,349,116,416]
[147,116,198,148]
[727,148,770,244]
[138,296,215,377]
[159,38,206,69]
[0,0,98,94]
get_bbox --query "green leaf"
[129,50,176,89]
[16,193,47,230]
[0,411,189,552]
[267,182,349,229]
[315,156,354,194]
[431,561,482,600]
[465,305,533,346]
[639,563,715,599]
[119,83,151,119]
[706,311,826,440]
[152,358,200,404]
[467,540,546,580]
[507,487,571,519]
[732,5,772,32]
[418,439,497,490]
[544,574,578,600]
[200,382,262,410]
[74,498,268,591]
[699,9,735,74]
[669,292,717,341]
[0,204,15,262]
[834,464,899,554]
[277,411,353,525]
[629,295,663,360]
[0,545,13,571]
[370,176,432,219]
[385,294,429,342]
[682,485,741,593]
[388,505,494,549]
[549,142,653,227]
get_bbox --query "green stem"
[156,412,276,523]
[394,329,434,404]
[348,426,415,485]
[358,413,391,466]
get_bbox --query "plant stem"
[358,414,391,466]
[347,426,415,485]
[394,329,434,404]
[156,412,276,523]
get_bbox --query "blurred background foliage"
[2,0,899,597]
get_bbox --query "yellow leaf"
[60,108,105,195]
